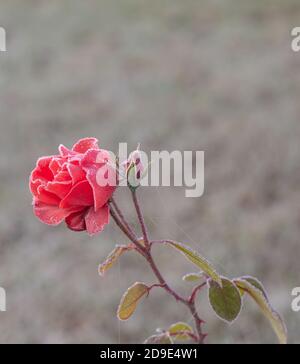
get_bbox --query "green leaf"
[240,276,268,299]
[98,244,133,276]
[144,333,173,344]
[234,278,287,344]
[238,287,245,297]
[208,278,242,323]
[182,272,204,283]
[165,241,222,286]
[168,322,194,341]
[117,282,148,321]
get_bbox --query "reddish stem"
[189,282,207,304]
[145,252,189,305]
[131,190,150,248]
[109,203,146,256]
[110,195,206,344]
[110,196,138,240]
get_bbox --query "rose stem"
[109,203,146,255]
[110,194,206,344]
[110,196,138,240]
[131,190,150,248]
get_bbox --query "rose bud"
[29,137,117,235]
[125,148,145,190]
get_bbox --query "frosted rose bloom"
[29,138,116,235]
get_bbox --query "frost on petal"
[37,185,61,205]
[33,200,82,226]
[65,208,88,231]
[29,178,42,197]
[29,156,55,198]
[85,204,109,235]
[30,171,45,197]
[54,170,72,182]
[49,157,64,175]
[81,149,108,169]
[58,144,75,157]
[30,156,54,184]
[66,163,86,184]
[81,149,116,210]
[60,180,94,208]
[46,180,72,200]
[86,170,116,211]
[72,137,99,153]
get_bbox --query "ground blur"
[0,0,300,343]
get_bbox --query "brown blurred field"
[0,0,300,343]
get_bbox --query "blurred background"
[0,0,300,343]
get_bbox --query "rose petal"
[65,208,88,231]
[29,157,55,197]
[85,204,109,235]
[37,185,61,205]
[66,163,86,184]
[30,156,54,183]
[72,137,99,153]
[81,149,116,210]
[33,200,82,226]
[49,157,64,175]
[46,180,72,199]
[59,180,94,208]
[59,144,75,157]
[54,170,72,182]
[86,170,116,211]
[80,149,108,169]
[29,178,42,197]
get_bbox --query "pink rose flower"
[29,137,116,235]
